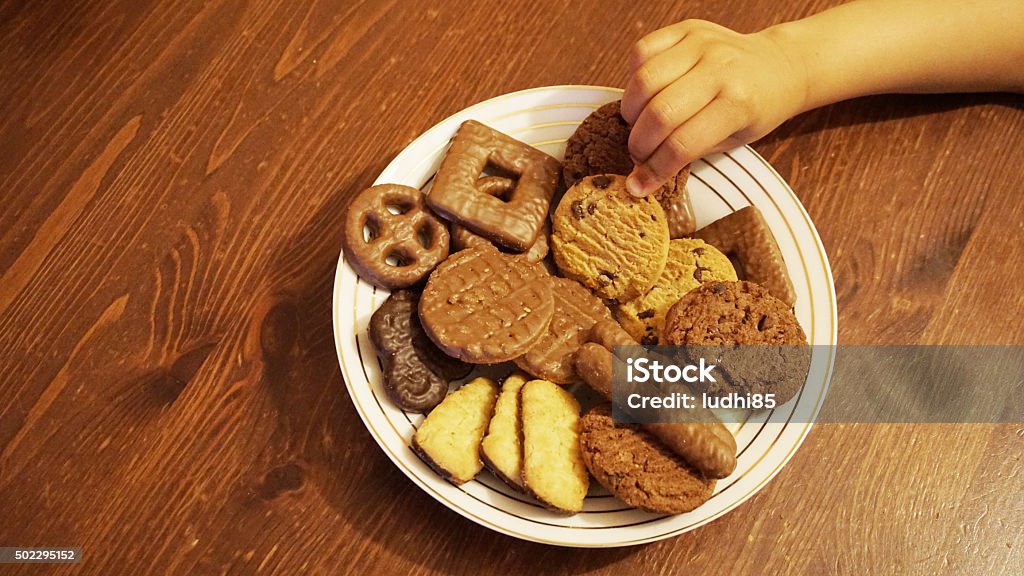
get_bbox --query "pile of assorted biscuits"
[342,101,808,515]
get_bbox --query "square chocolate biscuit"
[427,120,560,252]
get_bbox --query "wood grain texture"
[1,0,1022,574]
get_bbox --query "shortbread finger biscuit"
[513,277,612,384]
[551,174,669,302]
[420,245,554,363]
[691,206,796,307]
[617,239,736,345]
[580,404,716,514]
[574,342,738,479]
[412,377,499,485]
[520,379,588,513]
[480,373,529,490]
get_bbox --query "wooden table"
[2,0,1022,573]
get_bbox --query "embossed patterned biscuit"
[450,176,550,263]
[691,206,796,307]
[562,100,696,237]
[513,277,612,384]
[551,174,669,302]
[616,239,737,345]
[427,120,560,252]
[368,291,471,413]
[342,184,450,290]
[579,404,716,514]
[419,245,554,364]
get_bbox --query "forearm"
[766,0,1024,112]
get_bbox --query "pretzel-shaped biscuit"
[343,184,450,290]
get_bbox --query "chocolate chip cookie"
[662,280,809,405]
[617,239,737,345]
[551,174,669,303]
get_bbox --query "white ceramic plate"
[332,85,837,547]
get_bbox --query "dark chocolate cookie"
[579,404,716,514]
[369,290,470,412]
[662,281,808,405]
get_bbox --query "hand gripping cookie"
[369,290,470,412]
[562,100,697,237]
[427,120,560,252]
[343,184,450,290]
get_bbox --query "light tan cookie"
[616,239,737,344]
[480,372,529,490]
[551,174,669,303]
[520,379,588,513]
[411,377,499,485]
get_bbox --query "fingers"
[627,67,718,163]
[626,99,747,197]
[621,38,703,124]
[628,21,693,71]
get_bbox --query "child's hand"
[622,20,808,197]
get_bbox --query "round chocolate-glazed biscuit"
[579,404,716,514]
[662,280,809,405]
[343,184,450,290]
[450,176,550,263]
[369,290,470,412]
[551,174,669,302]
[562,100,695,236]
[419,245,554,364]
[513,277,613,384]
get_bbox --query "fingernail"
[626,172,647,197]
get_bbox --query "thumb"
[625,164,664,198]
